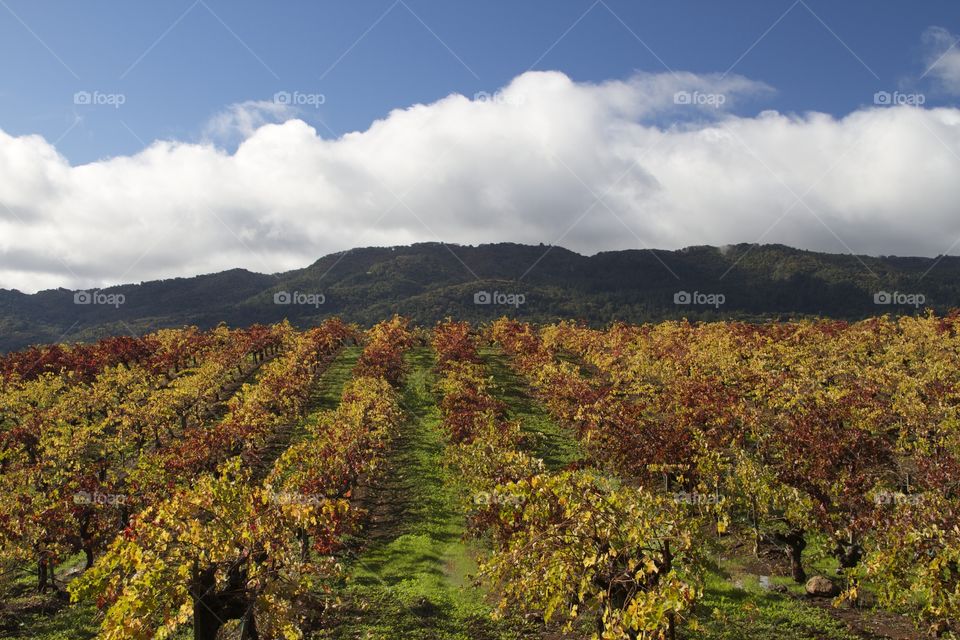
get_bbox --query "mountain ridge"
[1,241,957,352]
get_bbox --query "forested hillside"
[2,242,957,351]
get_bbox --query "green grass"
[481,346,582,470]
[691,570,860,640]
[289,346,363,442]
[311,348,533,640]
[0,552,95,639]
[0,600,99,640]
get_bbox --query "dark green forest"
[1,242,956,351]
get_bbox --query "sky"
[1,0,959,292]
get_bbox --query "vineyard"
[1,314,960,639]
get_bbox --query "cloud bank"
[923,27,960,94]
[1,69,959,293]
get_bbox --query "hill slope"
[1,242,957,351]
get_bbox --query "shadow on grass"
[480,346,582,471]
[313,348,546,640]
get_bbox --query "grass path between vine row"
[287,345,363,445]
[313,347,572,640]
[480,346,582,471]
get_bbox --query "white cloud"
[0,70,959,293]
[923,26,960,94]
[202,99,295,146]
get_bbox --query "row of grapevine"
[1,335,168,383]
[434,320,704,639]
[0,324,285,591]
[70,318,412,639]
[139,319,352,490]
[353,315,416,384]
[493,315,960,636]
[0,323,284,383]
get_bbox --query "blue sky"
[2,0,957,163]
[2,1,960,292]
